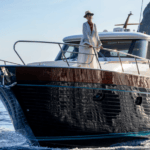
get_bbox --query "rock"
[139,2,150,34]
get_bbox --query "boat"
[1,12,150,148]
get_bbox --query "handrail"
[102,48,150,62]
[13,40,150,75]
[13,40,99,66]
[0,59,21,65]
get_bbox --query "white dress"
[77,22,102,69]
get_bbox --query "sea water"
[0,100,150,150]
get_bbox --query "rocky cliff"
[139,2,150,34]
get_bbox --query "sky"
[0,0,150,64]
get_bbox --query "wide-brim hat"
[84,10,94,18]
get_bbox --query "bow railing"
[0,59,21,66]
[13,40,150,75]
[13,40,101,68]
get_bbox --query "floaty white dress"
[78,22,102,69]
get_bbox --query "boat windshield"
[55,39,147,61]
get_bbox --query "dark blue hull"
[1,66,150,148]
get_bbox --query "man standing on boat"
[78,10,103,69]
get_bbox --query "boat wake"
[0,128,28,147]
[0,128,150,149]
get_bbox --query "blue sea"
[0,100,150,150]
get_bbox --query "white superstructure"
[28,30,150,77]
[63,31,150,42]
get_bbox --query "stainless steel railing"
[13,40,150,75]
[13,40,101,68]
[102,47,150,75]
[0,59,21,65]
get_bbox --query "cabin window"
[64,46,74,58]
[55,39,147,61]
[98,39,147,58]
[55,43,79,61]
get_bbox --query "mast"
[115,11,140,29]
[123,11,133,28]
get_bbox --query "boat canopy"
[63,32,150,43]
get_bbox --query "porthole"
[93,91,105,101]
[135,97,142,105]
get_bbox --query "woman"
[78,10,103,69]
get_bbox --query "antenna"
[138,0,144,31]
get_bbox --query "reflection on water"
[0,100,150,150]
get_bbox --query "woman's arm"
[82,23,92,47]
[95,24,103,50]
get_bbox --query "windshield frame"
[55,39,148,61]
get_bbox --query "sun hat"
[84,10,94,18]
